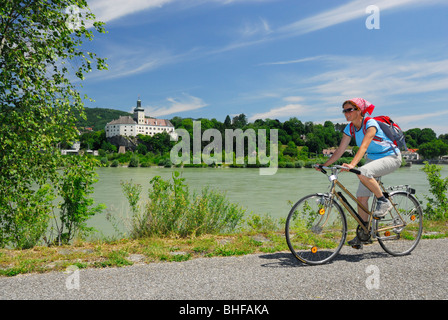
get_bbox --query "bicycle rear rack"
[387,185,416,195]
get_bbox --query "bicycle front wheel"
[285,194,347,265]
[376,191,423,256]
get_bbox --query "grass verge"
[1,220,446,277]
[0,232,289,277]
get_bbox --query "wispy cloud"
[258,55,328,66]
[222,0,448,56]
[86,0,447,81]
[211,0,278,4]
[143,94,208,117]
[85,42,200,81]
[212,0,447,55]
[249,104,308,122]
[277,0,445,37]
[239,17,272,38]
[88,0,277,24]
[305,56,448,103]
[248,53,448,131]
[249,96,310,121]
[88,0,175,23]
[394,110,448,127]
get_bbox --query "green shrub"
[53,157,105,245]
[122,172,246,238]
[285,162,295,168]
[0,184,54,249]
[110,160,119,167]
[128,155,139,168]
[100,157,109,167]
[158,158,172,167]
[422,162,448,220]
[294,160,305,168]
[244,213,280,233]
[305,160,318,168]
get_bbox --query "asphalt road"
[1,238,447,301]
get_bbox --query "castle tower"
[133,98,145,125]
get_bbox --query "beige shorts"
[356,153,402,198]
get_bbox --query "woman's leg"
[357,196,370,222]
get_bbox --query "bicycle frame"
[285,165,423,265]
[319,165,409,240]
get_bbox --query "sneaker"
[373,199,393,219]
[348,237,363,249]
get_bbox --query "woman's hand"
[341,163,355,172]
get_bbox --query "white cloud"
[392,109,448,135]
[88,0,278,24]
[105,56,165,79]
[239,17,272,37]
[220,0,448,58]
[278,0,445,37]
[85,41,197,80]
[283,96,305,103]
[394,110,448,127]
[212,0,278,4]
[88,0,175,23]
[247,53,448,132]
[249,103,309,121]
[303,56,448,102]
[143,94,208,117]
[258,56,327,66]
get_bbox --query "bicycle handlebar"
[315,164,361,175]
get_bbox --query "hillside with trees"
[76,107,131,131]
[77,108,448,168]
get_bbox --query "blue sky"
[78,0,448,135]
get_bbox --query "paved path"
[1,239,447,301]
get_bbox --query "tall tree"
[418,140,448,160]
[0,0,107,248]
[223,115,232,129]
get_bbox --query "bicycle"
[285,165,423,265]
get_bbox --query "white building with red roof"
[105,99,176,139]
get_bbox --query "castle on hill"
[105,99,176,139]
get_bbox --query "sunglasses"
[342,107,358,114]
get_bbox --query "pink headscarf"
[343,98,375,115]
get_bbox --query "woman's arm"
[344,126,376,169]
[318,133,351,168]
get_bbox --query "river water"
[88,164,447,238]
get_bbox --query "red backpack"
[349,116,408,151]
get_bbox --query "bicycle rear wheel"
[285,194,347,265]
[376,191,423,256]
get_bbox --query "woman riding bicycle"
[317,98,402,249]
